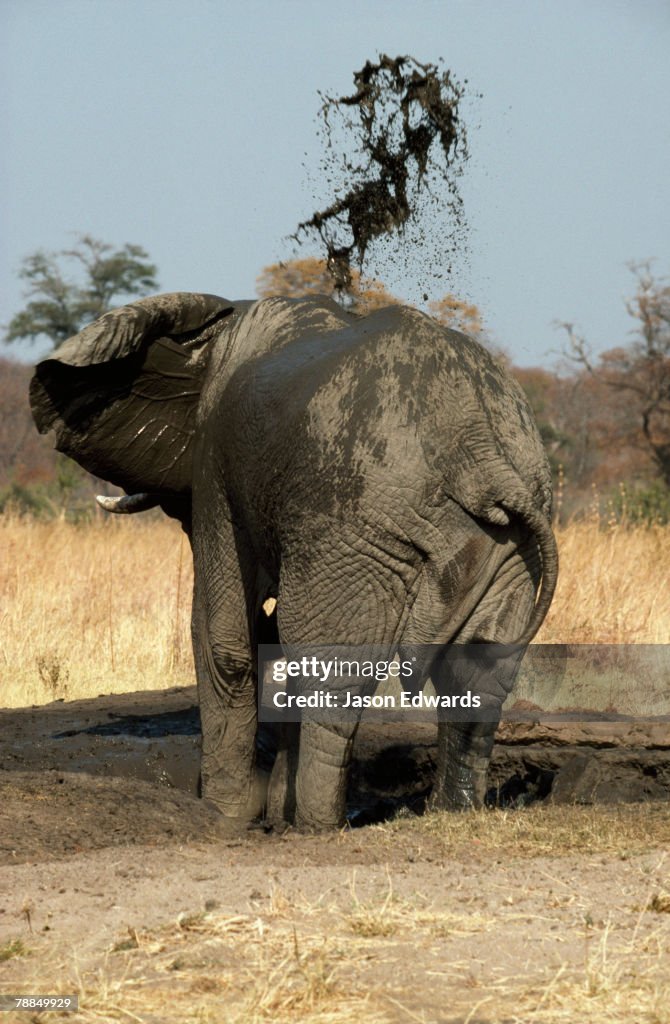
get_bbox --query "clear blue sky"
[2,0,668,365]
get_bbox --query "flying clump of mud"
[295,54,471,297]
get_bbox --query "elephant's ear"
[30,292,234,495]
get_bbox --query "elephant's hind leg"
[274,534,420,831]
[398,513,541,811]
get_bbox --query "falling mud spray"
[294,54,472,301]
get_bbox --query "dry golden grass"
[0,514,194,707]
[1,515,668,707]
[538,521,670,643]
[378,802,670,859]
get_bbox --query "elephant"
[30,291,558,831]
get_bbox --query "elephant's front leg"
[190,519,260,826]
[197,646,258,821]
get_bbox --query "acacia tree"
[4,234,159,348]
[427,294,483,337]
[256,257,490,339]
[256,257,399,314]
[561,262,670,487]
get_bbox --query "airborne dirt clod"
[295,54,470,298]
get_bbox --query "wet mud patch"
[350,715,670,824]
[1,688,668,864]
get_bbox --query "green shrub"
[0,482,56,518]
[611,481,670,526]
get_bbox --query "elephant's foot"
[429,721,495,812]
[200,767,266,826]
[205,809,256,838]
[202,801,275,837]
[293,812,345,834]
[293,720,353,832]
[261,815,294,835]
[428,763,488,812]
[258,810,330,835]
[293,775,348,832]
[293,792,347,833]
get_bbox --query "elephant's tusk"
[262,597,277,617]
[95,493,160,514]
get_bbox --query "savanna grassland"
[1,515,193,707]
[1,514,669,708]
[2,515,670,1024]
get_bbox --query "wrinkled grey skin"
[31,292,558,831]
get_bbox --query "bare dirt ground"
[0,688,669,1023]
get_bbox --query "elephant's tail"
[452,475,559,644]
[503,499,559,644]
